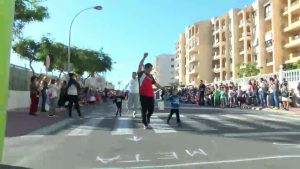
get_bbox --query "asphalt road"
[3,102,300,169]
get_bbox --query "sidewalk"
[5,108,69,137]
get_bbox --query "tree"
[38,36,68,77]
[236,63,260,78]
[14,0,49,37]
[13,38,40,74]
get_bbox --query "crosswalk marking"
[222,114,291,130]
[195,114,254,130]
[244,114,289,123]
[268,114,300,122]
[111,117,134,135]
[150,116,176,133]
[67,118,104,136]
[180,115,217,131]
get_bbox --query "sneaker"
[273,107,279,110]
[48,115,54,117]
[143,125,149,130]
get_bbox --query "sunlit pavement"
[3,103,300,169]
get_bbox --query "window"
[171,65,174,68]
[171,58,174,61]
[265,4,271,18]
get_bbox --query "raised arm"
[138,52,148,73]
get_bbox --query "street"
[3,103,300,169]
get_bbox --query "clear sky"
[11,0,254,88]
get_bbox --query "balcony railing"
[265,12,272,19]
[291,0,299,7]
[292,34,300,40]
[292,17,300,24]
[265,39,273,48]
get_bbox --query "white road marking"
[124,155,300,169]
[222,114,291,130]
[224,131,300,137]
[195,114,254,130]
[180,115,217,131]
[268,114,300,123]
[150,116,176,134]
[67,118,104,136]
[21,118,74,138]
[111,117,134,135]
[244,114,288,123]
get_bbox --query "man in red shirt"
[138,53,163,129]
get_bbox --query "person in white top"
[125,72,140,118]
[47,79,60,117]
[66,73,82,118]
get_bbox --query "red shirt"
[138,71,156,97]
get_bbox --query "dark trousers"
[41,95,47,112]
[116,103,122,116]
[68,95,82,117]
[140,96,154,126]
[29,94,38,114]
[167,109,181,124]
[199,94,205,106]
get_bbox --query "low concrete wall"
[7,90,30,110]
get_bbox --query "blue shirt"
[168,95,180,109]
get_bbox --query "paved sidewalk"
[5,108,69,137]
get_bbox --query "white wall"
[7,90,30,110]
[153,54,176,86]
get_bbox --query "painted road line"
[180,115,217,131]
[268,114,300,122]
[150,116,176,134]
[21,118,74,138]
[111,117,134,135]
[195,114,254,130]
[222,114,291,130]
[224,131,300,137]
[67,118,104,136]
[244,114,287,122]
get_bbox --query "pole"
[0,0,15,160]
[67,7,95,73]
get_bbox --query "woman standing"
[280,82,290,111]
[29,76,39,116]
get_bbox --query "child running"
[167,89,181,127]
[113,91,125,117]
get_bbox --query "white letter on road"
[96,155,120,164]
[185,148,207,157]
[157,152,178,160]
[118,154,151,163]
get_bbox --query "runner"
[137,53,163,129]
[125,72,140,118]
[66,73,82,118]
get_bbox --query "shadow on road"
[0,164,32,169]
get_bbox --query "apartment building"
[175,0,300,86]
[175,33,186,86]
[152,54,176,87]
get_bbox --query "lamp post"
[67,5,102,73]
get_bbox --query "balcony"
[283,6,288,16]
[285,34,300,48]
[265,39,273,52]
[189,65,198,75]
[189,55,199,63]
[266,58,273,66]
[213,65,221,72]
[239,20,244,28]
[291,0,300,12]
[213,53,221,60]
[213,27,220,34]
[284,16,300,32]
[285,51,300,63]
[239,47,245,55]
[265,12,272,21]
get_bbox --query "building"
[175,33,186,86]
[152,54,176,87]
[175,0,300,86]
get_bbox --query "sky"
[10,0,254,88]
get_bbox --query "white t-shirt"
[228,89,235,98]
[127,78,139,94]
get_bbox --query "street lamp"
[67,5,102,73]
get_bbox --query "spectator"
[29,76,39,116]
[41,80,48,112]
[48,79,59,117]
[198,80,206,106]
[280,81,290,111]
